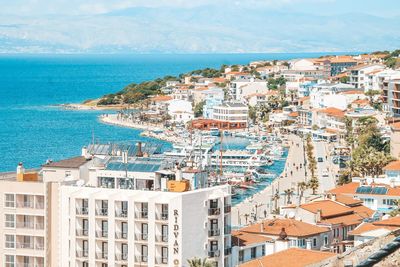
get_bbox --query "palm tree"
[187,257,213,267]
[272,189,280,214]
[308,178,319,195]
[284,188,294,205]
[297,182,307,205]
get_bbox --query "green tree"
[339,76,350,83]
[297,182,308,204]
[194,101,206,118]
[187,257,213,267]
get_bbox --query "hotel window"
[161,204,168,219]
[141,223,148,240]
[5,214,15,228]
[121,201,128,216]
[82,240,88,257]
[239,250,244,262]
[82,219,89,235]
[5,234,15,248]
[162,224,168,242]
[4,194,15,208]
[210,199,218,208]
[141,245,148,262]
[141,203,148,218]
[297,239,305,247]
[121,222,128,239]
[82,263,88,267]
[313,238,317,247]
[5,255,15,267]
[101,220,108,237]
[102,242,108,258]
[121,243,128,260]
[251,247,257,259]
[161,247,168,263]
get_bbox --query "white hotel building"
[0,142,233,267]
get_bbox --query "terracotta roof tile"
[300,200,352,218]
[232,231,273,246]
[239,218,329,237]
[240,248,336,267]
[318,107,345,118]
[383,160,400,171]
[42,156,89,168]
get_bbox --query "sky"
[0,0,399,53]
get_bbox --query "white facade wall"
[58,185,232,267]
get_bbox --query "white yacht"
[210,149,273,169]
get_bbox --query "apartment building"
[59,184,231,267]
[212,102,249,129]
[0,165,46,267]
[349,64,385,90]
[231,218,330,266]
[229,78,268,100]
[385,79,400,117]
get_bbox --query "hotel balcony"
[208,229,221,237]
[96,252,108,260]
[115,209,128,218]
[208,249,220,258]
[155,235,168,243]
[95,208,108,216]
[115,253,128,262]
[16,242,34,249]
[95,230,108,238]
[156,212,168,221]
[224,204,231,213]
[155,257,168,265]
[135,233,148,241]
[76,250,89,258]
[76,229,89,237]
[208,207,221,216]
[16,221,34,229]
[115,231,128,239]
[135,211,148,219]
[76,207,89,216]
[135,255,148,263]
[17,201,34,209]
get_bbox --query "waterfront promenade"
[231,134,307,227]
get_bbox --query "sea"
[0,52,349,172]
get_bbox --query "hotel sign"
[173,209,180,267]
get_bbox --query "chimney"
[275,228,289,252]
[316,209,322,223]
[136,142,143,157]
[16,162,25,182]
[175,162,182,181]
[331,194,336,202]
[82,146,91,159]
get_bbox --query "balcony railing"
[76,250,89,258]
[135,255,148,263]
[115,253,128,261]
[96,252,108,260]
[76,229,89,236]
[224,205,231,213]
[96,208,108,216]
[16,242,34,249]
[115,231,128,239]
[155,257,168,265]
[135,211,148,219]
[156,235,168,243]
[76,207,89,215]
[35,243,45,250]
[208,208,221,216]
[208,250,220,258]
[35,223,44,230]
[156,212,168,220]
[208,229,221,237]
[135,233,148,241]
[16,221,34,229]
[96,230,108,238]
[115,210,128,218]
[17,201,34,208]
[35,202,45,209]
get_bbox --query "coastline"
[99,114,178,143]
[231,134,307,227]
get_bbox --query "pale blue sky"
[0,0,399,53]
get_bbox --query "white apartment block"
[0,171,46,267]
[59,185,232,267]
[212,102,249,128]
[229,78,267,100]
[349,64,385,90]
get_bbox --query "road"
[313,140,338,193]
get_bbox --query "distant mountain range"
[0,6,399,53]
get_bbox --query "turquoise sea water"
[0,53,347,172]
